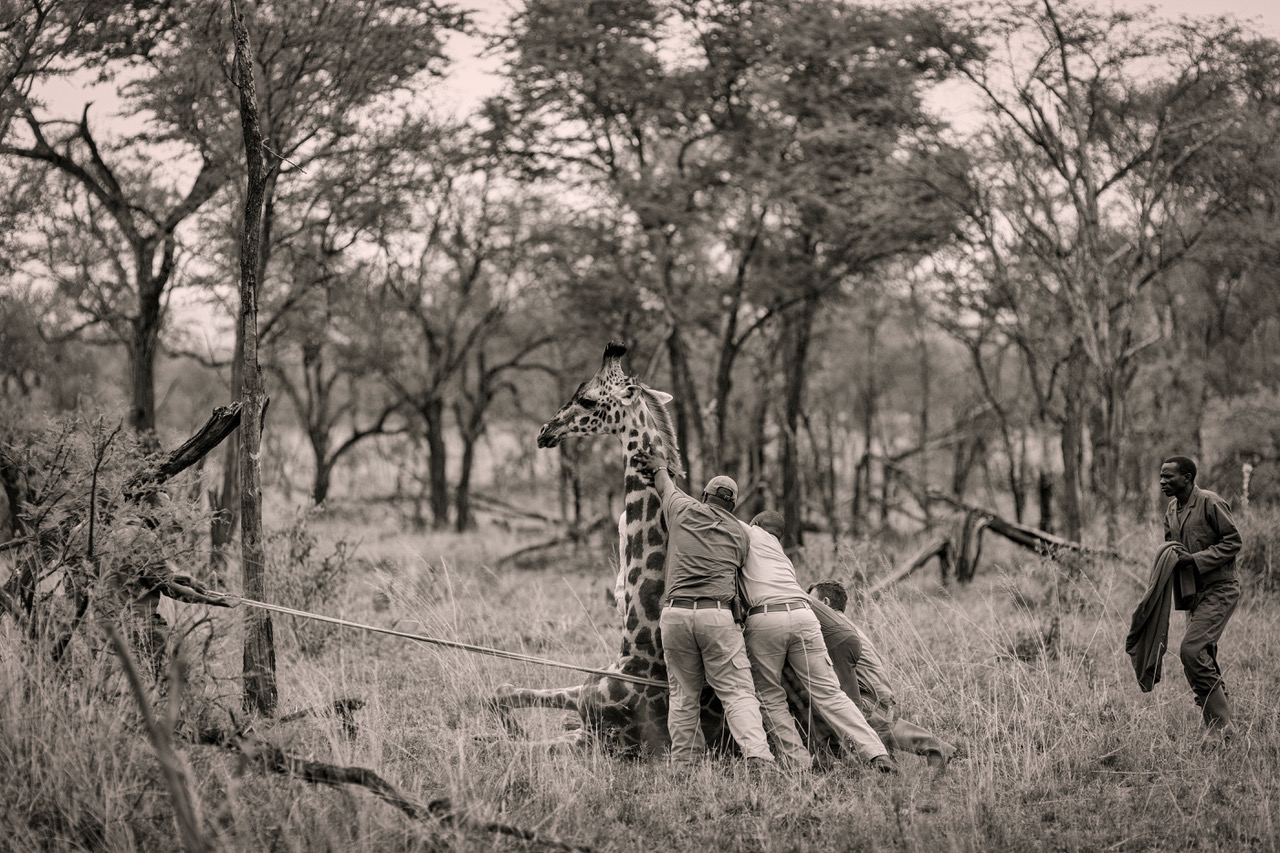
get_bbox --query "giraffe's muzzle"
[536,422,562,448]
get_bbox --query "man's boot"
[1201,684,1231,731]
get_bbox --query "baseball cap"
[703,475,738,503]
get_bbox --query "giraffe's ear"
[648,389,674,406]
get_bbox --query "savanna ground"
[3,500,1279,853]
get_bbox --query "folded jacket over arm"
[1126,541,1191,692]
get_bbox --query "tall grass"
[4,501,1279,851]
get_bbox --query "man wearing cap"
[740,511,895,773]
[634,451,775,768]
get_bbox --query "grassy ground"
[3,506,1279,852]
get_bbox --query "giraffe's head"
[537,343,684,475]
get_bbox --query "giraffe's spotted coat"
[499,342,731,756]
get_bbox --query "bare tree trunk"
[423,398,449,530]
[455,434,476,532]
[780,294,818,548]
[230,0,276,716]
[851,319,879,538]
[1060,344,1086,542]
[209,328,242,575]
[851,451,870,536]
[666,330,706,490]
[1037,469,1054,534]
[128,291,161,442]
[913,298,932,526]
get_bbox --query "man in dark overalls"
[1159,455,1243,731]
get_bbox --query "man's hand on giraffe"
[633,449,670,479]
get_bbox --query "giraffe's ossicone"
[489,342,735,756]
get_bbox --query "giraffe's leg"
[484,684,591,749]
[490,683,583,713]
[485,683,584,737]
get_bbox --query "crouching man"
[101,517,239,679]
[806,579,958,768]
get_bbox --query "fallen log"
[278,698,366,740]
[866,537,953,596]
[923,486,1132,564]
[470,491,562,525]
[494,515,614,569]
[193,728,591,851]
[880,459,1141,577]
[112,631,590,851]
[880,455,1141,581]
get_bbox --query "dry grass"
[3,503,1280,852]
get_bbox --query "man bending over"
[807,579,957,768]
[740,511,895,773]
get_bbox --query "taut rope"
[236,597,669,689]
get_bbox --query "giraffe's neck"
[617,419,672,676]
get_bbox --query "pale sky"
[439,0,1280,115]
[35,0,1280,124]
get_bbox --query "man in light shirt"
[739,510,895,773]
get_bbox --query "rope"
[237,597,669,689]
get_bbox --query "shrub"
[265,507,356,656]
[1235,506,1280,590]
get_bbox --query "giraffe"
[488,342,734,756]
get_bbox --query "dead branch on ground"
[191,725,592,851]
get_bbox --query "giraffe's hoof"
[487,683,520,709]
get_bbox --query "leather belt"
[746,600,810,616]
[665,598,728,610]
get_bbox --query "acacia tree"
[367,150,555,530]
[1132,35,1280,502]
[948,0,1259,541]
[258,122,440,504]
[497,1,969,537]
[0,2,245,439]
[0,1,173,136]
[155,0,468,563]
[0,110,230,438]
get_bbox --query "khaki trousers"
[745,607,886,766]
[660,605,773,763]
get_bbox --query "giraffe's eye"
[579,396,598,409]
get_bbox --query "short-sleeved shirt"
[738,522,806,607]
[661,487,749,602]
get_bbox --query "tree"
[948,0,1260,541]
[367,149,555,529]
[496,0,969,543]
[0,107,230,438]
[228,0,275,716]
[1,1,177,137]
[258,122,439,503]
[153,0,468,564]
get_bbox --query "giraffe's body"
[490,343,732,755]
